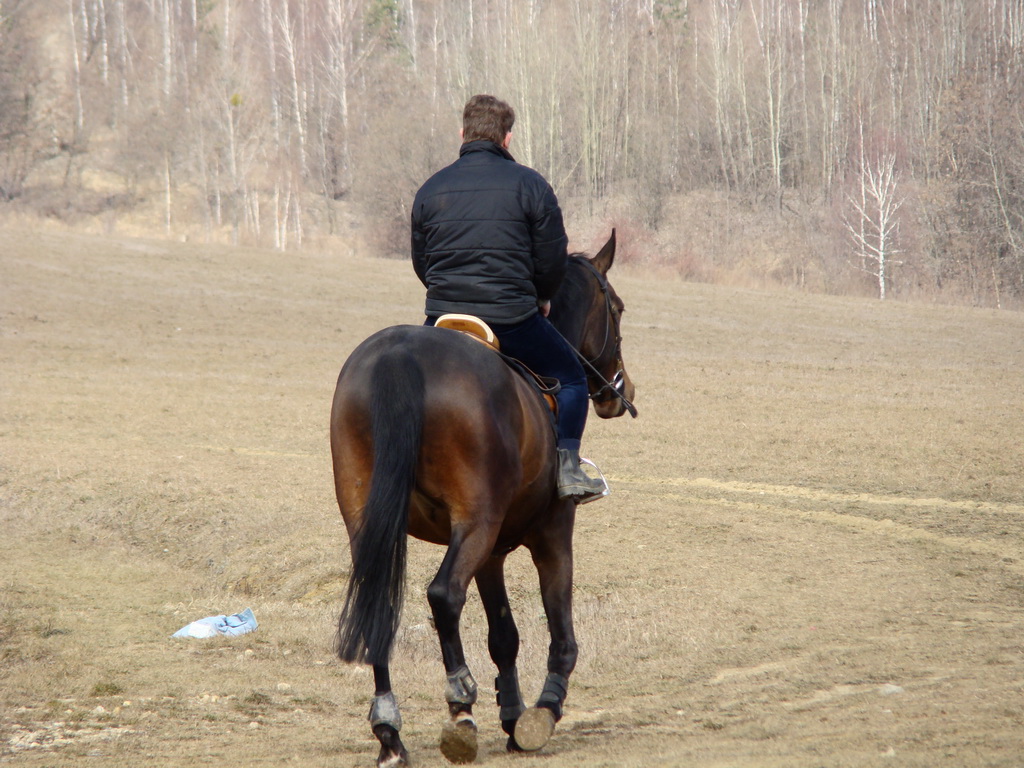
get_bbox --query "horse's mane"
[548,255,594,347]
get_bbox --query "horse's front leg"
[475,553,528,751]
[370,664,409,767]
[427,527,494,764]
[517,501,579,752]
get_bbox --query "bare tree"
[703,0,741,190]
[750,0,791,210]
[843,131,905,299]
[67,0,85,135]
[814,0,849,197]
[0,0,38,201]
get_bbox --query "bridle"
[573,259,638,418]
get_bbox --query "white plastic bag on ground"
[172,608,258,639]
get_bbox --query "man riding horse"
[331,95,636,767]
[411,94,607,503]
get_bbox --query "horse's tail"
[336,351,425,665]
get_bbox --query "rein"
[565,259,638,419]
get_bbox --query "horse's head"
[552,230,637,419]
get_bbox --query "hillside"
[3,0,1024,307]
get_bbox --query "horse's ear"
[592,229,616,275]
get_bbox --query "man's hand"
[538,299,551,317]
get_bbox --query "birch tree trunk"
[843,142,904,300]
[68,0,85,135]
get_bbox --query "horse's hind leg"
[427,527,495,764]
[517,504,579,752]
[370,665,409,767]
[476,554,528,751]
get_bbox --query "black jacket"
[411,141,569,324]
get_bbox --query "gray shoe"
[556,448,608,503]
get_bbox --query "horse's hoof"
[505,734,525,753]
[514,707,556,752]
[378,752,409,768]
[374,724,410,767]
[439,714,478,764]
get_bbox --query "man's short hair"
[462,94,515,145]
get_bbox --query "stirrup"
[574,458,609,504]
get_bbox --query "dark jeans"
[426,312,588,449]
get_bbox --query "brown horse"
[330,231,636,766]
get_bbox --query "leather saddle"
[435,314,500,350]
[435,313,559,413]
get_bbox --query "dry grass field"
[2,227,1024,767]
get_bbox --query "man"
[411,94,605,503]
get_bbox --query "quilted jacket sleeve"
[529,180,569,301]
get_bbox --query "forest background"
[1,0,1023,308]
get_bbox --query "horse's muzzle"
[594,369,637,419]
